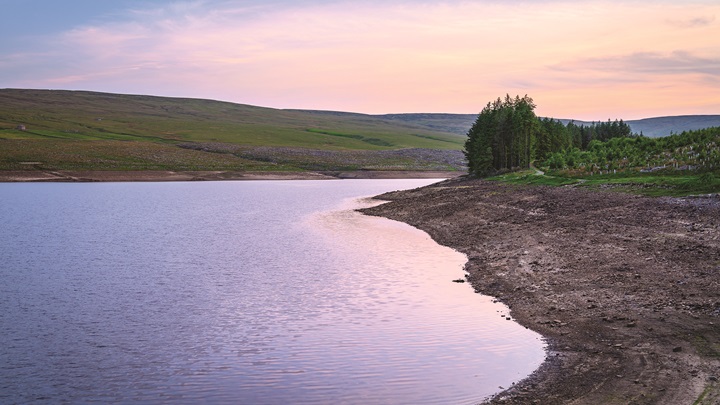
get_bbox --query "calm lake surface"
[0,179,545,404]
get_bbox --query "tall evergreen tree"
[465,95,639,177]
[465,94,538,175]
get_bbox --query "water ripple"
[0,180,545,404]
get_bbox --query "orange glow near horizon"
[3,1,719,120]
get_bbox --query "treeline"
[463,95,537,176]
[543,126,720,174]
[464,95,636,177]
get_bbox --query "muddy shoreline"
[0,170,463,182]
[360,176,720,404]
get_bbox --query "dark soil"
[360,176,720,405]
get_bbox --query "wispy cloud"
[553,51,720,77]
[2,0,720,118]
[666,15,716,28]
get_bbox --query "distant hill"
[5,89,713,143]
[1,89,717,173]
[379,113,720,138]
[377,113,477,137]
[0,89,463,150]
[0,89,465,172]
[624,116,720,138]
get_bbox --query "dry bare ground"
[361,177,720,405]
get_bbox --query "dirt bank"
[0,170,463,182]
[360,176,720,404]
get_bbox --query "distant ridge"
[0,89,464,150]
[376,113,720,138]
[0,89,468,173]
[1,89,717,174]
[378,113,477,137]
[3,89,718,140]
[624,115,720,138]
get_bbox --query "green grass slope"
[378,113,478,136]
[0,89,463,150]
[0,89,467,172]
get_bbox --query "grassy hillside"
[0,89,465,172]
[376,113,477,136]
[0,89,463,149]
[3,88,714,173]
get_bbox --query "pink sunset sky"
[1,0,719,120]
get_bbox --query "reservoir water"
[0,179,545,404]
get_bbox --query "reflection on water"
[303,197,545,404]
[0,180,544,404]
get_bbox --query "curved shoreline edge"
[0,170,463,183]
[360,176,720,405]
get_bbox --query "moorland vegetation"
[464,95,720,195]
[0,89,464,173]
[2,89,719,187]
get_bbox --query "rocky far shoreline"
[360,176,720,405]
[0,170,463,182]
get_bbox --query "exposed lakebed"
[0,179,544,404]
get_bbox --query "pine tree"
[465,94,538,175]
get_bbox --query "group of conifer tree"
[464,95,637,177]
